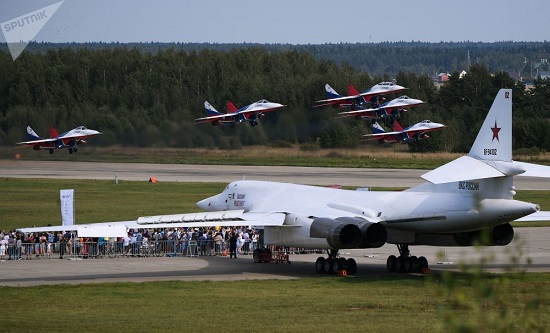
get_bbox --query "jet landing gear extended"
[386,244,429,273]
[315,249,357,275]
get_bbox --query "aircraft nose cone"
[196,194,219,211]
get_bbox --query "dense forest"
[8,41,550,77]
[0,42,549,153]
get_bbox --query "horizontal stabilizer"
[422,156,509,184]
[422,156,550,184]
[513,161,550,178]
[515,211,550,222]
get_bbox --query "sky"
[0,0,549,45]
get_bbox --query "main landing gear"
[386,244,429,273]
[315,249,357,275]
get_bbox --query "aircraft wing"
[17,210,287,236]
[194,113,238,123]
[313,95,359,107]
[135,210,286,228]
[363,131,400,139]
[337,108,378,118]
[16,138,57,145]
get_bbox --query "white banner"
[60,189,74,226]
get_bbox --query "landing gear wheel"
[315,257,326,274]
[387,255,397,272]
[49,149,54,155]
[324,258,338,274]
[68,148,73,154]
[344,258,357,275]
[403,256,413,273]
[410,256,419,273]
[418,256,428,270]
[337,257,346,270]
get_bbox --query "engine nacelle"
[413,223,514,247]
[453,223,514,246]
[310,218,362,249]
[336,217,387,248]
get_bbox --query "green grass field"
[1,179,550,332]
[0,273,548,332]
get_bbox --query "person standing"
[229,232,237,259]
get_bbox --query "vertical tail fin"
[347,84,360,96]
[325,84,342,99]
[48,127,59,138]
[421,89,517,185]
[468,89,512,162]
[26,126,42,140]
[392,120,403,132]
[371,122,386,134]
[226,100,238,113]
[204,101,221,116]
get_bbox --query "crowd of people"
[0,226,261,260]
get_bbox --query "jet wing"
[363,131,400,139]
[337,108,378,118]
[18,210,286,236]
[313,95,359,107]
[16,138,57,145]
[135,210,286,228]
[194,113,238,123]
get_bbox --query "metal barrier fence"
[1,240,325,260]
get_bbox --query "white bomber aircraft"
[18,89,550,275]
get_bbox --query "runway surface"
[2,159,550,189]
[1,159,550,285]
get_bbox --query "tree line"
[0,45,549,153]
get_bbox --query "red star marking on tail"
[491,120,501,142]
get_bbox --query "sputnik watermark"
[1,1,64,61]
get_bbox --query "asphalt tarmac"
[1,160,550,286]
[1,226,549,287]
[2,159,550,189]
